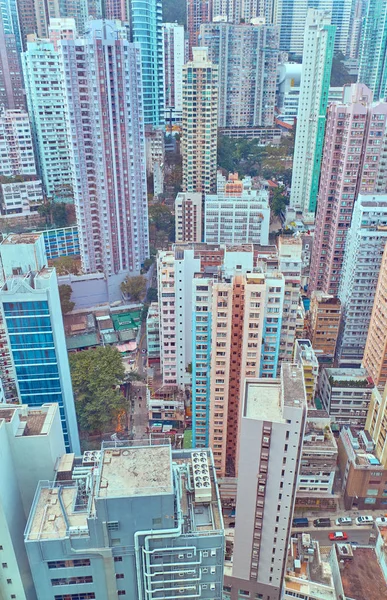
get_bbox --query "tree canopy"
[162,0,186,25]
[148,202,175,247]
[120,274,146,301]
[270,186,289,216]
[330,53,356,87]
[54,256,79,275]
[69,346,126,434]
[59,284,75,314]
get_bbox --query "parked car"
[376,516,387,525]
[329,531,348,541]
[336,516,352,526]
[355,516,374,525]
[292,517,309,528]
[313,518,331,527]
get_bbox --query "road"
[128,322,148,440]
[291,525,375,547]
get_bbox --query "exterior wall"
[175,192,202,243]
[61,21,149,281]
[0,1,25,111]
[200,21,279,128]
[337,195,387,365]
[358,0,387,100]
[363,241,387,389]
[163,23,185,123]
[366,386,387,467]
[0,110,36,177]
[309,85,387,297]
[290,9,335,214]
[293,339,319,404]
[308,292,341,364]
[146,303,160,359]
[41,226,80,259]
[0,233,46,276]
[0,180,43,217]
[187,0,211,58]
[278,236,302,363]
[182,47,218,194]
[318,368,372,429]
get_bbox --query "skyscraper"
[103,0,127,20]
[200,21,279,128]
[175,192,203,243]
[22,19,76,199]
[32,0,60,38]
[358,0,387,100]
[0,233,80,453]
[59,0,89,34]
[187,0,211,58]
[0,109,36,176]
[309,84,387,296]
[182,47,218,194]
[225,364,307,600]
[337,194,387,367]
[163,22,185,125]
[15,0,36,49]
[290,9,335,214]
[0,0,25,110]
[60,20,149,295]
[130,0,164,126]
[363,243,387,389]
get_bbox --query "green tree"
[146,287,158,303]
[148,203,175,242]
[120,275,146,301]
[69,346,126,433]
[270,186,289,216]
[52,202,68,227]
[59,284,75,314]
[53,256,79,275]
[37,201,52,226]
[330,53,356,87]
[162,0,186,25]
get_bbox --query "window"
[51,576,93,586]
[54,595,95,600]
[239,590,250,597]
[107,521,119,531]
[116,574,124,579]
[2,563,7,568]
[48,559,91,569]
[118,592,126,596]
[364,497,376,504]
[114,557,123,562]
[7,579,12,584]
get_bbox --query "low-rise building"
[293,339,319,404]
[337,426,387,510]
[307,292,341,366]
[296,413,338,512]
[330,543,387,599]
[25,442,225,600]
[0,179,43,217]
[146,302,160,361]
[318,368,374,430]
[41,226,80,260]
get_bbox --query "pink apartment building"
[309,83,387,296]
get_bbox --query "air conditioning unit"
[178,554,184,559]
[210,567,216,574]
[210,549,216,557]
[210,583,216,590]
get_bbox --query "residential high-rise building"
[348,0,367,60]
[0,0,26,110]
[318,367,373,429]
[366,384,387,466]
[25,442,225,600]
[204,176,270,246]
[59,0,89,34]
[0,109,36,176]
[130,0,164,126]
[146,302,160,361]
[293,339,319,404]
[289,9,335,214]
[60,20,149,295]
[274,0,357,56]
[0,403,65,600]
[0,233,80,453]
[224,364,307,600]
[163,22,185,125]
[32,0,60,38]
[358,0,387,100]
[363,242,387,389]
[187,0,211,58]
[192,271,285,475]
[278,236,302,362]
[175,192,203,243]
[182,47,218,194]
[307,291,341,366]
[21,20,76,199]
[15,0,36,49]
[103,0,127,20]
[309,84,387,296]
[200,21,279,128]
[337,195,387,367]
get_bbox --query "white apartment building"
[0,403,65,600]
[0,109,36,177]
[224,364,307,600]
[175,191,202,242]
[338,195,387,366]
[204,187,270,246]
[0,179,43,217]
[278,236,302,362]
[163,22,185,123]
[157,246,201,387]
[290,9,335,214]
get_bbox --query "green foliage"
[59,284,75,314]
[54,256,79,275]
[330,53,356,87]
[120,274,146,301]
[270,186,289,216]
[69,346,126,434]
[162,0,186,25]
[146,287,158,303]
[148,203,175,243]
[52,202,68,227]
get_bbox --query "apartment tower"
[309,84,387,297]
[163,22,185,125]
[187,0,211,58]
[0,109,36,176]
[225,364,307,600]
[175,192,203,243]
[182,47,218,194]
[307,291,341,366]
[0,0,25,110]
[290,9,335,214]
[358,0,387,100]
[200,21,279,128]
[61,20,149,295]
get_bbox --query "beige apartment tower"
[175,192,203,242]
[182,47,218,194]
[363,242,387,389]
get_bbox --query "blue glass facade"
[192,308,212,448]
[3,300,70,448]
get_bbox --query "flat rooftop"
[281,364,307,407]
[97,445,173,498]
[340,547,387,600]
[1,233,41,245]
[244,379,283,422]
